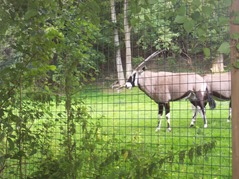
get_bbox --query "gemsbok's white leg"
[155,114,162,132]
[190,105,198,127]
[166,112,171,132]
[190,106,207,127]
[227,107,232,122]
[156,103,164,132]
[197,107,207,128]
[202,112,208,128]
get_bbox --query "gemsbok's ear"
[142,66,147,71]
[138,66,147,74]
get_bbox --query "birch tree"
[110,0,125,85]
[210,53,224,72]
[124,0,132,78]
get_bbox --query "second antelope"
[125,51,216,132]
[203,72,231,122]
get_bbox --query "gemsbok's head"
[125,50,163,89]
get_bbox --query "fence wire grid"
[0,0,235,178]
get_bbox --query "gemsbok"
[203,72,231,122]
[124,51,216,132]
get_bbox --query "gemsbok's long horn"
[135,49,165,70]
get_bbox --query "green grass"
[2,85,231,178]
[80,85,232,178]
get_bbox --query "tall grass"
[80,85,232,178]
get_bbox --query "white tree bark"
[110,0,125,85]
[124,0,132,78]
[210,53,224,72]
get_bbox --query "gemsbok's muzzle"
[125,82,132,89]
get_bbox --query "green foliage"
[27,100,94,179]
[126,0,230,60]
[0,89,55,178]
[112,140,217,178]
[203,48,211,57]
[172,0,230,57]
[132,56,144,68]
[0,0,102,178]
[218,42,230,55]
[132,0,179,50]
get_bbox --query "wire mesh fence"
[0,0,235,178]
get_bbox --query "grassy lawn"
[80,85,232,178]
[3,85,231,178]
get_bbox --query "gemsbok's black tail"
[206,88,216,110]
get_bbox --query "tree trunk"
[110,0,125,86]
[124,0,132,78]
[210,53,224,72]
[230,0,239,178]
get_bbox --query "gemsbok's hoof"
[227,119,230,123]
[167,128,172,132]
[204,124,208,128]
[190,124,194,128]
[155,128,160,132]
